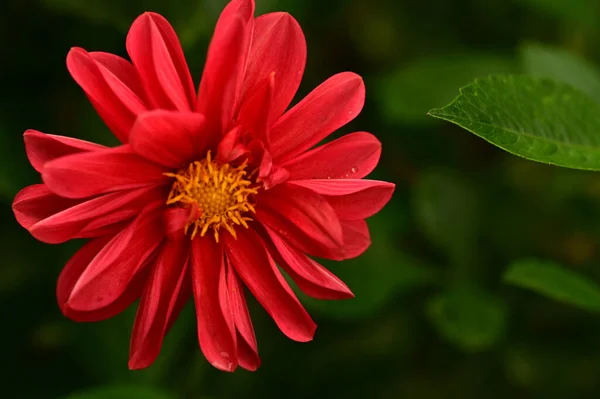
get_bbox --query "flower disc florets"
[165,151,259,242]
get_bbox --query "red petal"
[91,52,148,106]
[66,210,164,312]
[226,262,260,371]
[270,72,365,162]
[216,126,249,164]
[341,219,371,259]
[291,179,395,220]
[265,227,353,300]
[164,269,192,334]
[43,145,168,199]
[57,237,111,313]
[129,238,190,370]
[29,186,162,244]
[237,73,274,145]
[58,237,148,322]
[24,130,106,173]
[290,178,395,196]
[78,219,131,239]
[256,183,344,259]
[237,331,260,371]
[163,207,192,239]
[224,228,316,342]
[126,12,196,111]
[191,237,238,372]
[241,12,306,122]
[12,184,80,230]
[196,0,254,136]
[67,47,148,142]
[281,132,381,180]
[129,110,207,167]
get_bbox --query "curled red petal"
[192,237,238,372]
[29,186,163,244]
[256,183,344,260]
[129,238,190,370]
[24,130,106,173]
[226,261,260,371]
[59,236,148,322]
[290,179,395,220]
[66,210,164,312]
[163,207,193,239]
[57,237,111,313]
[224,228,316,342]
[42,145,168,199]
[67,47,148,142]
[281,132,381,180]
[129,110,207,167]
[216,126,249,164]
[237,73,274,145]
[126,12,196,111]
[265,227,353,300]
[12,184,80,231]
[90,52,148,106]
[241,12,306,123]
[290,178,395,195]
[270,72,365,162]
[196,0,255,136]
[341,219,371,259]
[237,331,260,371]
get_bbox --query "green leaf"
[426,286,507,352]
[413,169,480,269]
[504,259,600,312]
[521,43,600,104]
[64,385,177,399]
[428,75,600,170]
[518,0,599,29]
[378,53,515,124]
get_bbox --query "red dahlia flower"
[12,0,395,371]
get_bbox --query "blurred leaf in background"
[518,0,599,30]
[413,169,480,271]
[426,285,507,352]
[505,259,600,312]
[377,53,515,125]
[521,43,600,103]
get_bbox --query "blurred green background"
[3,0,600,398]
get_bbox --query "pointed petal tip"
[292,323,317,343]
[210,357,238,372]
[67,46,85,55]
[23,129,39,138]
[127,355,151,370]
[242,363,260,372]
[136,11,165,23]
[333,286,355,299]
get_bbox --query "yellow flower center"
[164,152,259,242]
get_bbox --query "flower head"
[12,0,395,371]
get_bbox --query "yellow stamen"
[164,151,259,241]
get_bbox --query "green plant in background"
[5,0,600,398]
[429,40,600,314]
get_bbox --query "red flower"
[12,0,394,371]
